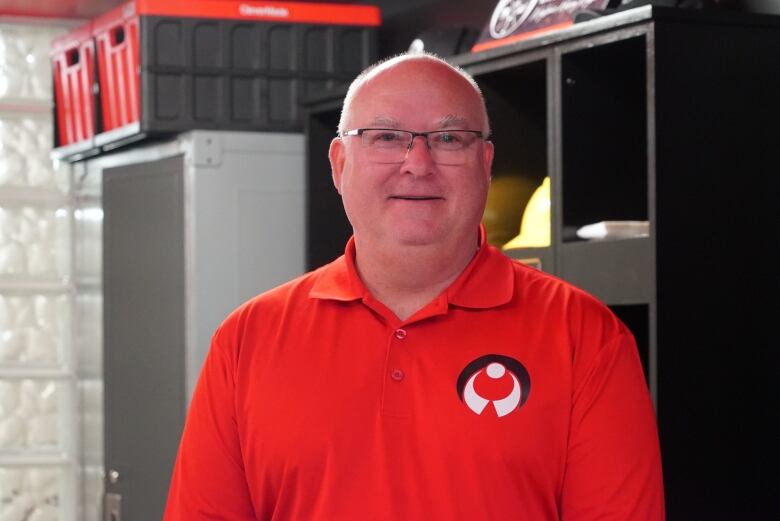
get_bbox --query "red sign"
[473,0,610,52]
[93,0,381,28]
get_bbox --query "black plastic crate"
[140,17,378,132]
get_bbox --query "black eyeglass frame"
[339,128,486,150]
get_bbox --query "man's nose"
[401,138,436,178]
[403,135,434,165]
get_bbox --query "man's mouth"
[390,195,443,201]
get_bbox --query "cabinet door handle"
[104,492,122,521]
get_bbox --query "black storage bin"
[140,18,378,132]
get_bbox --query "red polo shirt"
[164,232,664,521]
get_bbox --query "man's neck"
[353,234,479,321]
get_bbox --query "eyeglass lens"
[360,130,476,165]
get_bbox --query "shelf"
[559,237,652,305]
[560,34,648,239]
[476,60,549,249]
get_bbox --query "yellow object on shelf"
[502,176,551,250]
[481,175,530,247]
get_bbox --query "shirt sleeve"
[163,331,257,521]
[560,332,665,521]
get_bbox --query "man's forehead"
[364,55,464,82]
[340,55,489,134]
[367,61,469,92]
[351,73,482,128]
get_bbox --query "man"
[164,53,664,520]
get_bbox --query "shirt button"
[394,328,407,340]
[391,369,404,381]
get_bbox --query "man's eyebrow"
[366,115,469,129]
[369,116,400,128]
[435,115,471,129]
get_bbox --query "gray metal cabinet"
[74,130,305,521]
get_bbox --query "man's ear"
[329,138,345,194]
[482,140,495,182]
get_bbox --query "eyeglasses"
[339,128,485,165]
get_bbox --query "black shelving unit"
[304,6,780,519]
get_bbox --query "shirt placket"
[381,325,414,419]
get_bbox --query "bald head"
[338,53,491,137]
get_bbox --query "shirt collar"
[309,225,515,309]
[445,225,515,309]
[308,236,365,301]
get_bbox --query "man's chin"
[392,227,447,248]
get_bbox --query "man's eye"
[435,132,464,145]
[366,131,404,146]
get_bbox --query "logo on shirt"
[456,354,531,417]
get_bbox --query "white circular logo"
[457,355,531,418]
[489,0,540,40]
